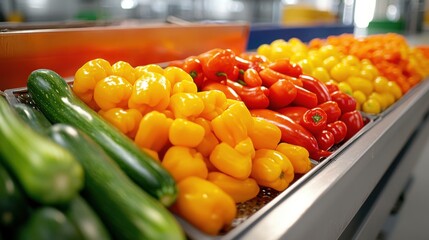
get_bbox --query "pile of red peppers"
[170,48,365,161]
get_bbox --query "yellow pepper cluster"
[73,59,313,235]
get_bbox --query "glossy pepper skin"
[194,118,220,157]
[207,172,260,203]
[93,75,133,110]
[250,109,331,161]
[248,117,281,150]
[243,68,263,87]
[162,146,208,182]
[340,110,364,141]
[173,177,237,236]
[98,107,142,139]
[197,90,228,121]
[251,149,294,192]
[73,58,112,108]
[198,48,239,82]
[326,120,348,144]
[317,101,342,124]
[111,61,137,84]
[268,59,303,78]
[301,107,328,135]
[268,79,297,109]
[314,130,335,151]
[134,111,173,152]
[181,56,205,90]
[276,143,312,174]
[169,92,205,119]
[299,74,331,104]
[209,138,254,180]
[292,85,318,109]
[164,66,198,94]
[259,68,303,87]
[201,82,242,101]
[277,106,308,124]
[211,101,254,147]
[169,118,205,148]
[128,72,171,115]
[226,80,270,109]
[330,91,357,113]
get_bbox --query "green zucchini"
[0,159,29,230]
[65,196,111,240]
[47,124,185,240]
[27,69,177,206]
[18,207,82,240]
[0,97,84,205]
[13,103,51,134]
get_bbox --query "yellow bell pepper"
[163,66,197,94]
[194,118,219,157]
[211,101,253,147]
[209,138,254,180]
[141,147,160,162]
[73,58,112,107]
[135,64,164,78]
[248,117,281,150]
[276,143,312,174]
[169,118,205,148]
[128,72,171,115]
[93,75,133,110]
[161,146,208,182]
[251,149,294,192]
[197,90,228,121]
[98,108,142,139]
[207,171,259,203]
[173,176,236,235]
[111,61,137,84]
[134,111,173,152]
[169,92,204,119]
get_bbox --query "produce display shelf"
[4,76,429,239]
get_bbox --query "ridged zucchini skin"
[13,103,51,134]
[27,69,177,206]
[0,97,83,205]
[65,196,111,240]
[47,124,185,240]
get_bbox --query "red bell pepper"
[314,130,335,151]
[268,59,303,78]
[330,91,357,113]
[227,80,270,109]
[317,100,342,123]
[198,48,239,82]
[301,107,328,135]
[292,85,318,109]
[243,68,263,87]
[181,56,205,90]
[326,120,348,144]
[340,110,364,141]
[201,81,242,101]
[259,68,303,87]
[235,56,253,71]
[268,79,297,109]
[299,74,331,104]
[324,81,340,94]
[276,106,308,124]
[250,109,331,160]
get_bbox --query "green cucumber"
[27,69,177,206]
[47,124,185,240]
[65,196,111,240]
[18,207,82,240]
[0,159,29,230]
[0,97,83,205]
[13,103,51,134]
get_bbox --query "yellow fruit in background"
[373,76,389,93]
[257,44,271,58]
[359,69,375,82]
[298,59,314,75]
[352,90,367,105]
[338,82,353,95]
[330,62,349,82]
[381,92,396,108]
[342,55,361,68]
[362,99,381,114]
[347,76,374,96]
[368,92,388,111]
[386,81,403,100]
[361,63,379,78]
[322,56,340,71]
[319,45,340,59]
[311,67,331,83]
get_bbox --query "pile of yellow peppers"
[72,59,313,235]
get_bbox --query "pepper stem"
[312,113,322,123]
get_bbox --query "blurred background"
[0,0,427,33]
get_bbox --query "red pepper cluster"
[171,48,365,161]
